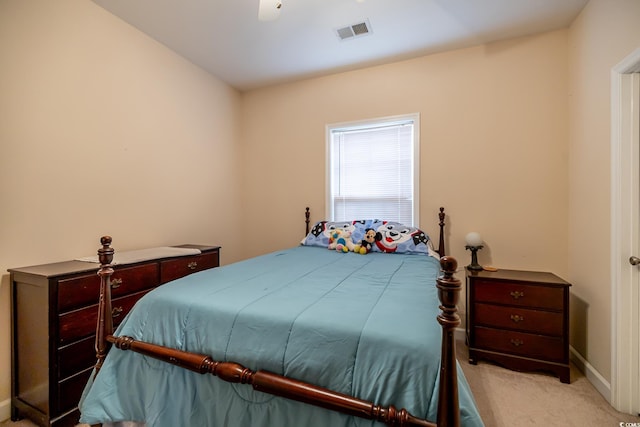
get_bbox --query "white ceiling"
[91,0,589,91]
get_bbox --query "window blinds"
[329,118,416,225]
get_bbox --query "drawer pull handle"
[188,261,198,270]
[510,290,524,300]
[510,338,524,347]
[510,314,524,323]
[112,306,124,318]
[111,278,123,289]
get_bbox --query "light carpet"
[455,341,640,426]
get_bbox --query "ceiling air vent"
[336,19,372,41]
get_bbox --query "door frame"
[611,47,640,414]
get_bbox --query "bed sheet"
[79,246,483,427]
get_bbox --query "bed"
[79,208,483,427]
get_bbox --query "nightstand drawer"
[58,262,158,312]
[58,290,150,344]
[474,303,564,336]
[475,326,565,362]
[474,279,564,310]
[160,251,218,284]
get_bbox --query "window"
[326,114,419,226]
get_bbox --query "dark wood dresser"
[9,244,220,427]
[466,268,571,383]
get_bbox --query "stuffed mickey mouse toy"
[353,228,377,255]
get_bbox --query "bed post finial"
[95,236,115,376]
[305,207,311,236]
[98,236,114,264]
[436,256,460,427]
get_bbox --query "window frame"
[325,113,420,226]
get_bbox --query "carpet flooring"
[455,342,640,426]
[3,340,640,426]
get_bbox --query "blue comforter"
[80,246,483,427]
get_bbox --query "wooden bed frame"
[91,207,461,427]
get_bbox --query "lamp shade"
[465,232,483,247]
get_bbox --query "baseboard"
[0,397,11,422]
[570,346,611,403]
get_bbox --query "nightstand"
[466,268,571,383]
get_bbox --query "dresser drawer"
[473,303,564,336]
[475,326,565,362]
[57,367,92,415]
[160,251,218,284]
[58,262,159,312]
[58,335,96,379]
[58,290,150,344]
[474,279,564,310]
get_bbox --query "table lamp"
[465,232,484,271]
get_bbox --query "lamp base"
[465,245,483,272]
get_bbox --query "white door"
[611,51,640,415]
[635,71,640,414]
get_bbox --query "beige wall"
[567,0,640,384]
[0,0,243,415]
[4,0,638,420]
[241,31,569,278]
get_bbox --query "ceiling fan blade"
[258,0,282,21]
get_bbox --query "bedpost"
[438,207,446,257]
[305,207,311,236]
[436,256,460,427]
[94,236,115,376]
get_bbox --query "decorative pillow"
[366,220,431,255]
[302,219,431,255]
